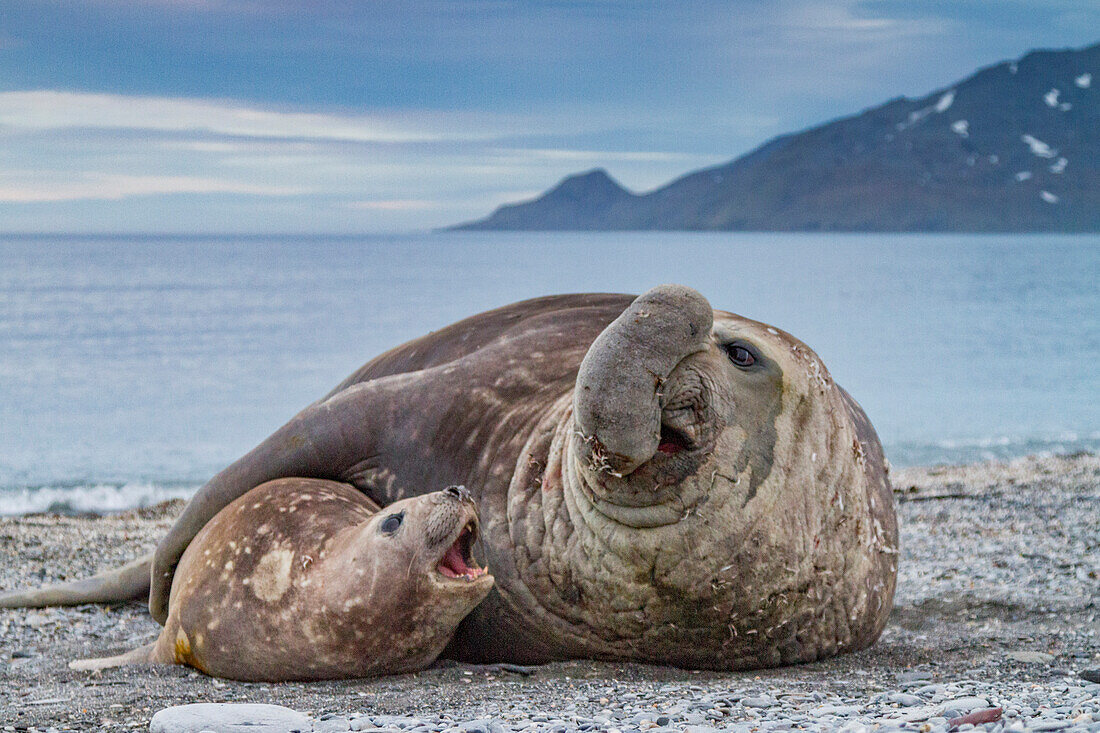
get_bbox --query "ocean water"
[1,232,1097,515]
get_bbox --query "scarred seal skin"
[71,481,492,681]
[6,285,898,671]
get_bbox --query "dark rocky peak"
[542,168,633,204]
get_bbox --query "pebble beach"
[2,452,1098,732]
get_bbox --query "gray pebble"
[371,717,427,730]
[1030,721,1071,732]
[897,671,934,683]
[917,684,947,696]
[314,717,352,733]
[946,697,990,712]
[149,703,312,733]
[1007,651,1055,664]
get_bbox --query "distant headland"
[451,42,1098,233]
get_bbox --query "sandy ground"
[1,453,1097,730]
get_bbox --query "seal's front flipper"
[0,554,151,609]
[69,642,156,672]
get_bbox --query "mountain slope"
[464,169,637,230]
[453,42,1099,232]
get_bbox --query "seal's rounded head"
[356,485,494,610]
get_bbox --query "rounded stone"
[149,703,312,733]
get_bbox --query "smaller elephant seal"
[71,479,493,681]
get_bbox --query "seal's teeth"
[435,510,490,581]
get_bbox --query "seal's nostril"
[444,485,469,501]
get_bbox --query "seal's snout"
[444,485,472,503]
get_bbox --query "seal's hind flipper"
[69,642,156,672]
[0,554,151,609]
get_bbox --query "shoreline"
[2,452,1098,731]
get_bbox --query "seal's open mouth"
[436,522,487,581]
[657,421,692,455]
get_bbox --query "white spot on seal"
[250,547,294,603]
[767,328,778,335]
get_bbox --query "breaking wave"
[0,481,200,516]
[886,432,1100,468]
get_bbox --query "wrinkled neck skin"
[462,346,897,670]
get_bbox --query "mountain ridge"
[452,42,1099,232]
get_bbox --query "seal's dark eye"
[724,343,757,368]
[380,513,403,534]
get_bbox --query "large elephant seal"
[71,480,492,681]
[3,285,898,670]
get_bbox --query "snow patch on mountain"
[897,89,958,131]
[1022,134,1057,158]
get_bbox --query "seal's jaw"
[436,521,488,581]
[430,510,492,590]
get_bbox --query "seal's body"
[9,286,897,671]
[73,480,492,681]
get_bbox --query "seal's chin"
[435,522,488,582]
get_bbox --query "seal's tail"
[0,554,151,609]
[69,642,156,671]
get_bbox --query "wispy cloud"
[0,91,470,143]
[0,91,696,150]
[0,89,714,230]
[343,199,438,211]
[784,5,897,33]
[0,172,304,202]
[489,148,710,164]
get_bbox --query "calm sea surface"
[1,232,1097,514]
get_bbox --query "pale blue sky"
[1,1,1097,233]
